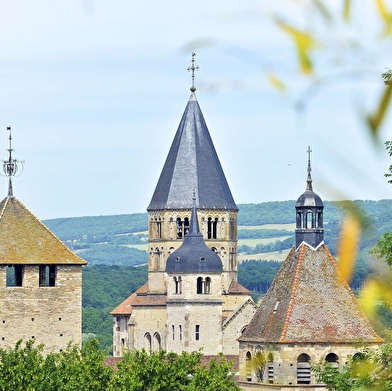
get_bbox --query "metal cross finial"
[307,146,312,173]
[1,126,24,197]
[187,52,199,92]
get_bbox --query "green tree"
[0,339,240,391]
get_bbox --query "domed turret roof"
[296,171,323,208]
[166,200,223,273]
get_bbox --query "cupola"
[166,196,223,273]
[295,147,324,249]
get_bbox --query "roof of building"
[240,244,382,344]
[110,290,138,315]
[166,201,223,273]
[0,197,87,265]
[228,279,251,295]
[296,156,323,208]
[147,92,238,211]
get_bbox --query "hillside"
[43,199,392,265]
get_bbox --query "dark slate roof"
[0,197,87,265]
[296,171,323,208]
[240,244,382,344]
[147,92,237,211]
[166,204,223,273]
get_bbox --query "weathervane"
[1,126,24,197]
[187,52,199,92]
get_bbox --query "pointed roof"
[0,197,87,265]
[165,201,223,273]
[110,283,148,315]
[228,279,252,295]
[296,146,323,209]
[240,244,382,344]
[147,92,238,211]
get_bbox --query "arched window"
[179,325,182,341]
[213,218,218,239]
[297,353,311,384]
[246,351,252,382]
[153,332,161,351]
[144,333,152,352]
[174,276,182,294]
[176,217,183,239]
[326,353,339,369]
[205,277,211,294]
[184,217,190,236]
[121,338,125,352]
[296,212,302,228]
[207,217,212,239]
[197,277,203,294]
[317,211,323,228]
[306,211,313,229]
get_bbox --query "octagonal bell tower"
[146,54,238,293]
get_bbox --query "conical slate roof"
[147,92,237,211]
[240,244,382,344]
[166,203,223,273]
[0,197,87,265]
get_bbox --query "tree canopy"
[0,339,240,391]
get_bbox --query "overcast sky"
[0,1,391,220]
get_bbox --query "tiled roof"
[147,92,238,211]
[0,197,87,265]
[240,244,382,344]
[132,293,167,307]
[110,292,138,315]
[110,283,148,315]
[228,279,251,295]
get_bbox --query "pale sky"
[0,1,391,220]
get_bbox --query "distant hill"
[42,199,392,266]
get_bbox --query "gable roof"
[240,244,382,344]
[147,92,237,211]
[0,197,87,265]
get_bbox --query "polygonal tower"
[238,148,382,388]
[147,54,238,293]
[295,147,324,249]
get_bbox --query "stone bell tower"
[146,53,238,294]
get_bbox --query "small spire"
[188,190,200,235]
[306,146,313,191]
[1,127,24,198]
[187,52,199,92]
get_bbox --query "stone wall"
[0,264,83,354]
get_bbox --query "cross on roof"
[307,146,312,173]
[187,52,199,92]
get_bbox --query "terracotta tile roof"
[110,291,138,315]
[132,292,167,306]
[111,283,167,314]
[228,279,251,295]
[240,244,383,344]
[0,197,87,265]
